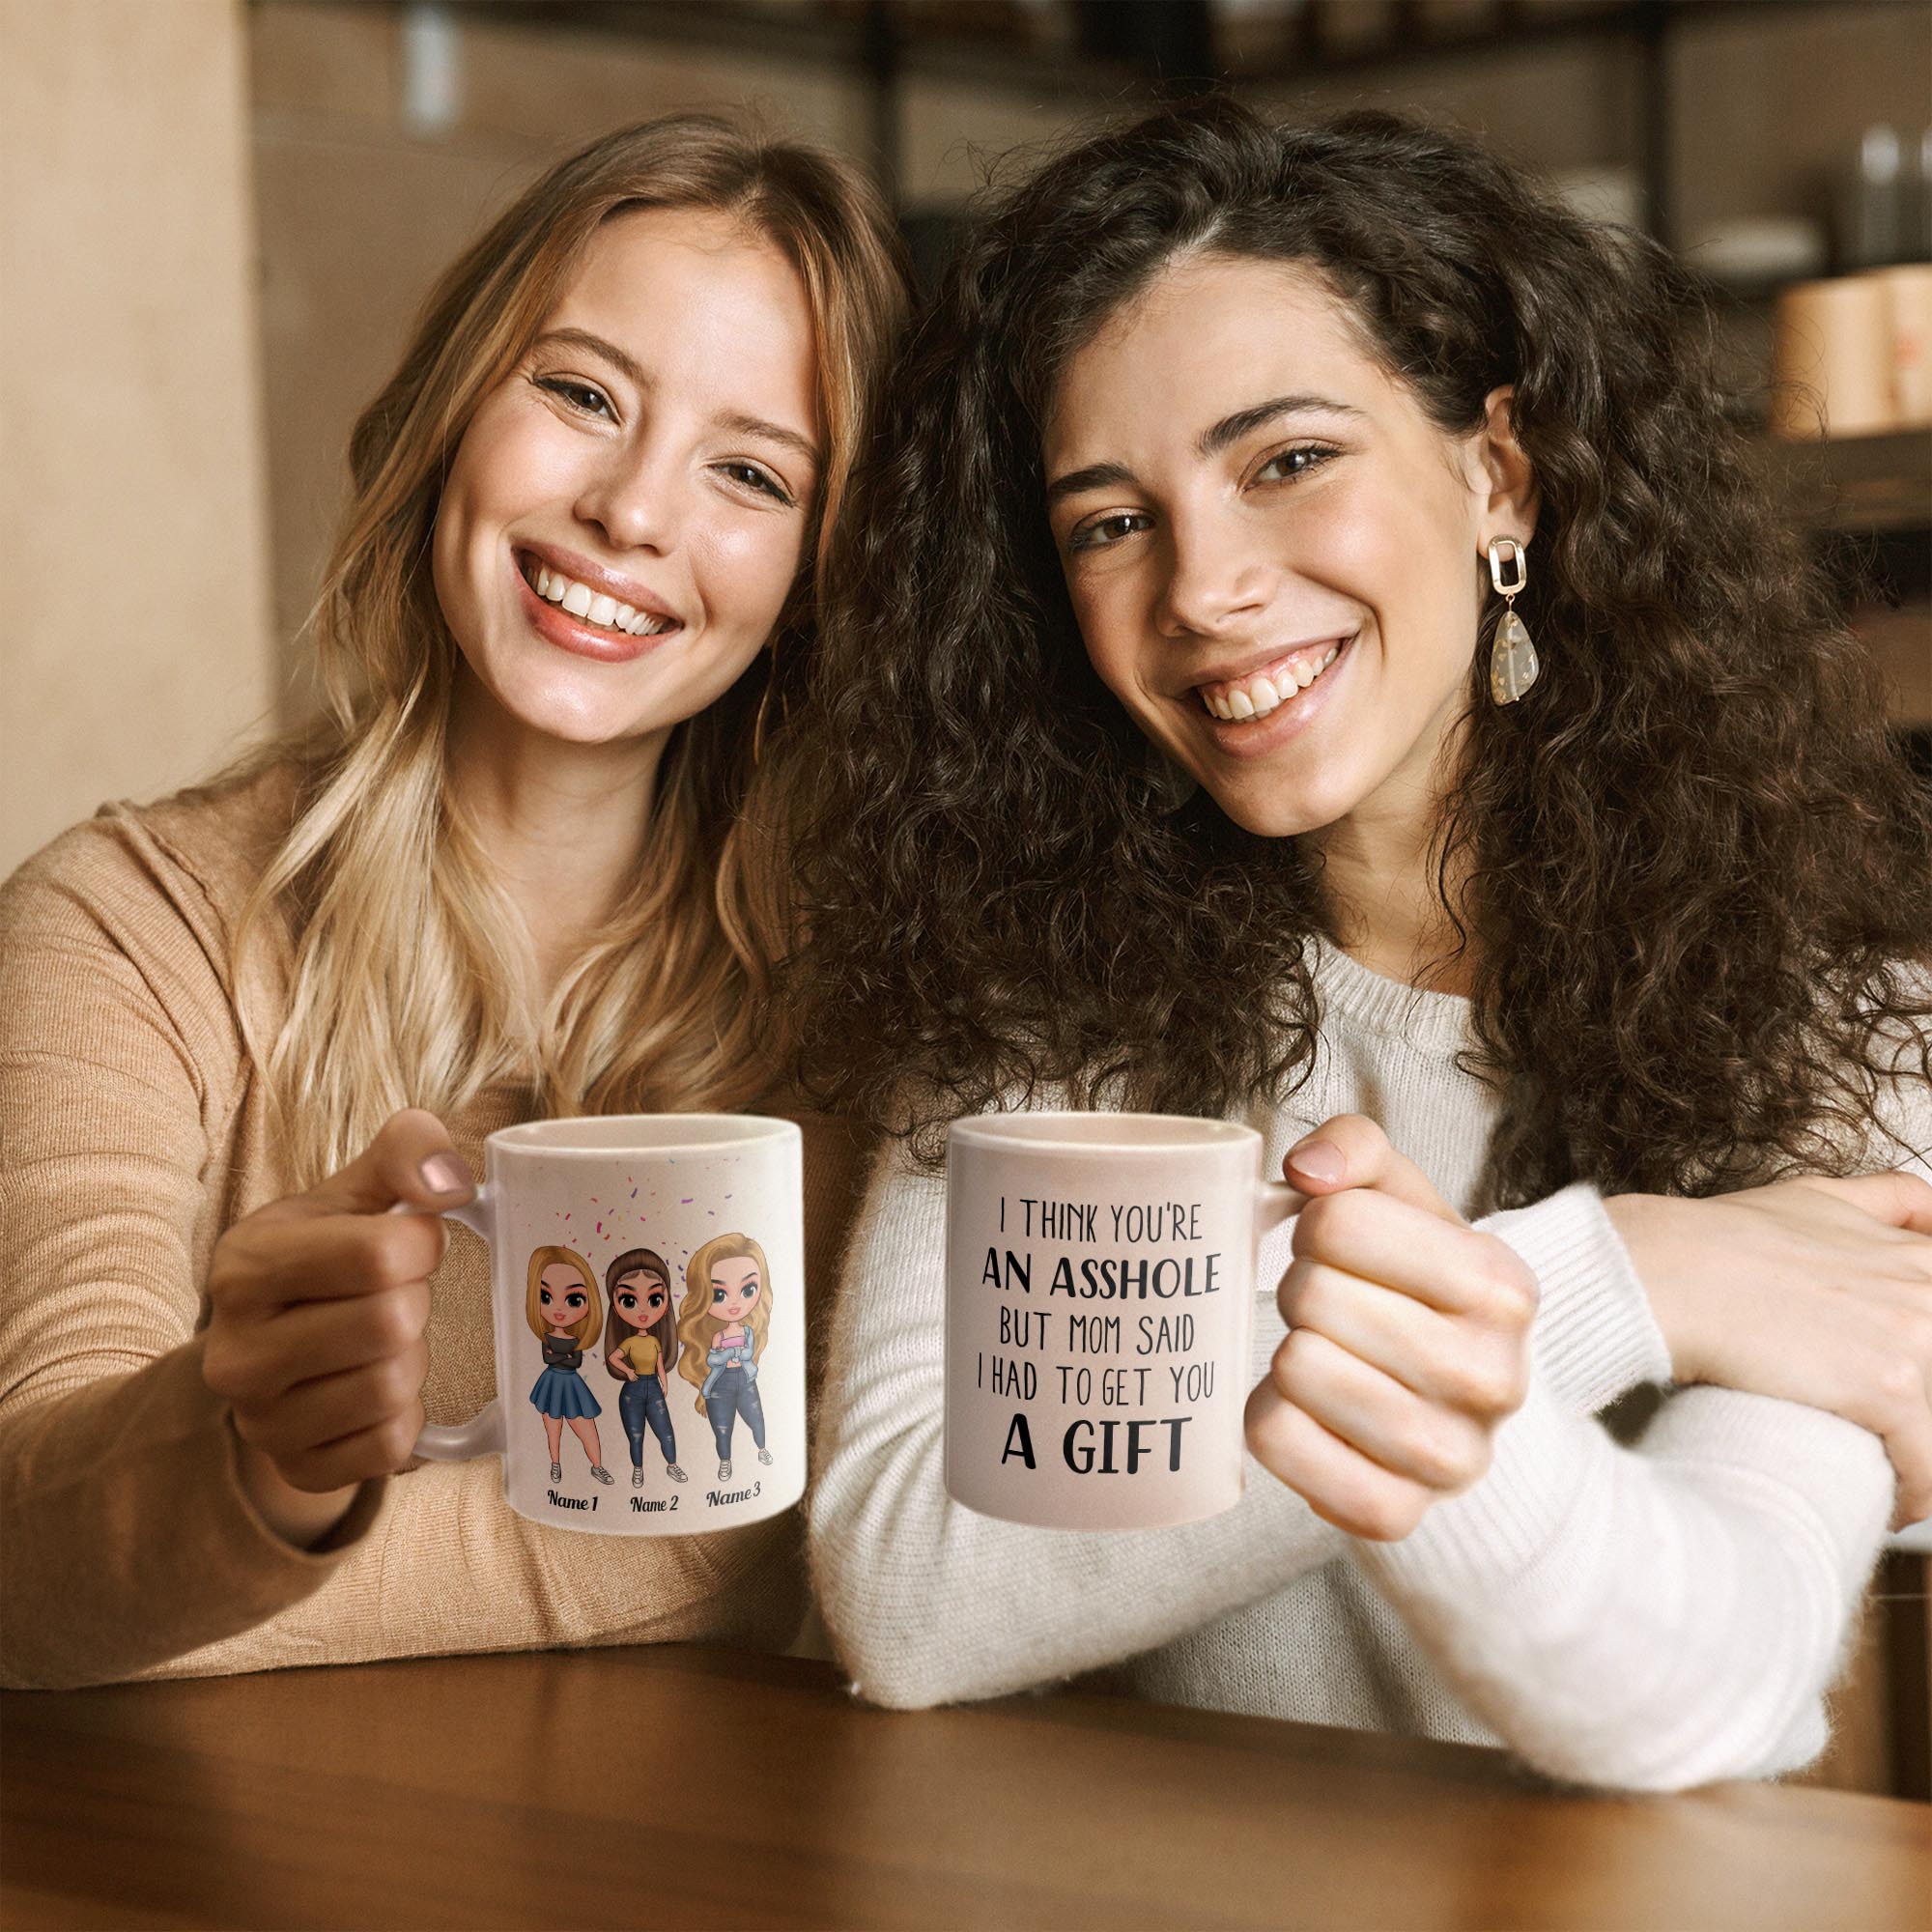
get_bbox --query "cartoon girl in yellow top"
[526,1245,612,1486]
[675,1233,774,1482]
[603,1247,686,1487]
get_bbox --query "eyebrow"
[530,327,821,469]
[1044,392,1367,508]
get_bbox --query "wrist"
[1602,1192,1707,1383]
[235,1438,360,1550]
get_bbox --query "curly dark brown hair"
[781,98,1931,1208]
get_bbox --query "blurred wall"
[0,0,273,876]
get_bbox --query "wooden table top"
[4,1644,1927,1930]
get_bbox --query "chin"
[1204,773,1359,841]
[479,655,658,747]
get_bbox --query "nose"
[574,438,686,555]
[1156,501,1271,639]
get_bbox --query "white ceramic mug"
[408,1114,803,1535]
[944,1113,1297,1530]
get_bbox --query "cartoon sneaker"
[633,1466,646,1488]
[757,1448,773,1466]
[667,1463,687,1483]
[719,1460,732,1480]
[550,1462,562,1482]
[589,1464,613,1486]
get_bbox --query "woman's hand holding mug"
[1606,1174,1932,1528]
[201,1107,475,1548]
[1244,1116,1540,1542]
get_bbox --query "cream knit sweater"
[809,939,1922,1791]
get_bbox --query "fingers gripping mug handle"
[388,1188,507,1462]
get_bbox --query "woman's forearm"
[1352,1375,1892,1790]
[0,1341,384,1689]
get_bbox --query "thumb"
[1284,1114,1463,1226]
[302,1108,474,1217]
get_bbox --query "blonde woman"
[0,117,907,1689]
[525,1246,609,1484]
[676,1235,774,1479]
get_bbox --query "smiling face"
[613,1269,669,1333]
[539,1262,593,1332]
[1042,252,1532,843]
[709,1258,762,1325]
[432,203,821,750]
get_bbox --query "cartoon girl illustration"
[675,1234,775,1482]
[603,1248,687,1487]
[526,1245,613,1487]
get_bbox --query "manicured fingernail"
[1288,1139,1346,1185]
[420,1152,471,1196]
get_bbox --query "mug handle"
[387,1189,507,1462]
[1254,1177,1303,1240]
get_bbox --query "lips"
[1187,630,1356,757]
[512,554,677,666]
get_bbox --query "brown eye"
[617,1293,637,1314]
[647,1292,665,1313]
[540,1290,554,1306]
[567,1293,585,1310]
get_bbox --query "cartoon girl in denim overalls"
[526,1244,613,1486]
[674,1233,774,1482]
[602,1247,686,1487]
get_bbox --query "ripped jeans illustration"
[619,1374,676,1469]
[700,1363,766,1463]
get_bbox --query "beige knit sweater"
[0,763,873,1690]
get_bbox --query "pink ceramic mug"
[944,1113,1297,1530]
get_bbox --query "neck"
[446,669,665,994]
[1301,781,1474,1000]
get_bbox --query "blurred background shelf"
[1776,425,1932,535]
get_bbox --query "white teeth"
[1199,639,1347,722]
[527,559,675,637]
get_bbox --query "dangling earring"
[1486,536,1539,705]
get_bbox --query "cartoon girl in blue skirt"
[603,1247,686,1486]
[675,1233,775,1482]
[526,1245,613,1486]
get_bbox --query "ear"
[1473,384,1539,549]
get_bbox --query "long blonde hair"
[234,117,909,1185]
[675,1233,772,1413]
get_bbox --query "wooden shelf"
[1769,427,1932,536]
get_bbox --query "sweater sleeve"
[0,824,394,1687]
[0,818,800,1689]
[1481,1182,1673,1413]
[807,1138,1348,1710]
[1348,1062,1931,1792]
[1350,1376,1891,1791]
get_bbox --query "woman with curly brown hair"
[791,99,1932,1789]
